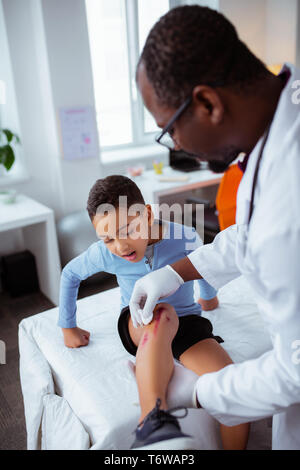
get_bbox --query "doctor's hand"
[127,359,200,409]
[62,327,90,348]
[129,265,184,327]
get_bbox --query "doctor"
[130,5,300,449]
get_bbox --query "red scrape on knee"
[153,308,164,335]
[156,307,170,321]
[141,332,149,347]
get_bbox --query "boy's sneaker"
[131,399,196,450]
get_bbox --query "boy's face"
[92,205,153,262]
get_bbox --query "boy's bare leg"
[179,339,250,450]
[128,303,179,423]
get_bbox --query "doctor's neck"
[231,72,286,155]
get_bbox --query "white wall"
[0,2,17,138]
[2,0,65,215]
[183,0,219,9]
[0,0,26,180]
[265,0,298,65]
[219,0,267,61]
[220,0,299,66]
[178,0,299,67]
[1,0,102,218]
[41,0,102,215]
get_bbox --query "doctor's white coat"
[188,64,300,450]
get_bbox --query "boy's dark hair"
[87,175,145,220]
[138,5,269,107]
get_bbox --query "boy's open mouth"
[122,251,137,261]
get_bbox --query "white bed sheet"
[19,275,273,450]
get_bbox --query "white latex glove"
[127,359,199,409]
[166,361,200,409]
[129,265,184,327]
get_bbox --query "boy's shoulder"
[95,239,114,256]
[91,239,120,273]
[89,239,115,265]
[162,220,201,253]
[166,220,197,241]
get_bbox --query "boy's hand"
[197,296,219,311]
[62,327,90,348]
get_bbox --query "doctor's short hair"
[138,5,270,108]
[87,175,145,221]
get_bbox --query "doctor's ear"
[192,85,224,125]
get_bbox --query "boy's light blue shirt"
[58,221,217,328]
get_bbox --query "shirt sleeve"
[195,228,300,425]
[187,224,241,290]
[197,278,217,300]
[58,242,106,328]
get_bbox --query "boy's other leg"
[128,303,179,422]
[179,339,250,450]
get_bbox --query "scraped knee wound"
[152,305,178,335]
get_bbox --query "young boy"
[58,175,249,450]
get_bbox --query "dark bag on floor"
[1,250,39,297]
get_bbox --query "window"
[85,0,180,151]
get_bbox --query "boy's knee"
[152,303,179,330]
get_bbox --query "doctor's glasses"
[155,96,192,150]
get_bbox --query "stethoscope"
[247,68,288,225]
[247,122,272,226]
[235,121,273,265]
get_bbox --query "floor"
[0,275,117,450]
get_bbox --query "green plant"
[0,128,20,171]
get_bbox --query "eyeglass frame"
[155,96,193,149]
[154,74,231,150]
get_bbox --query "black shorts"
[117,306,224,361]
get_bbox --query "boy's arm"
[58,242,106,329]
[197,279,219,310]
[185,228,219,310]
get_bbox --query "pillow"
[41,394,90,450]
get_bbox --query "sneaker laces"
[135,398,188,433]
